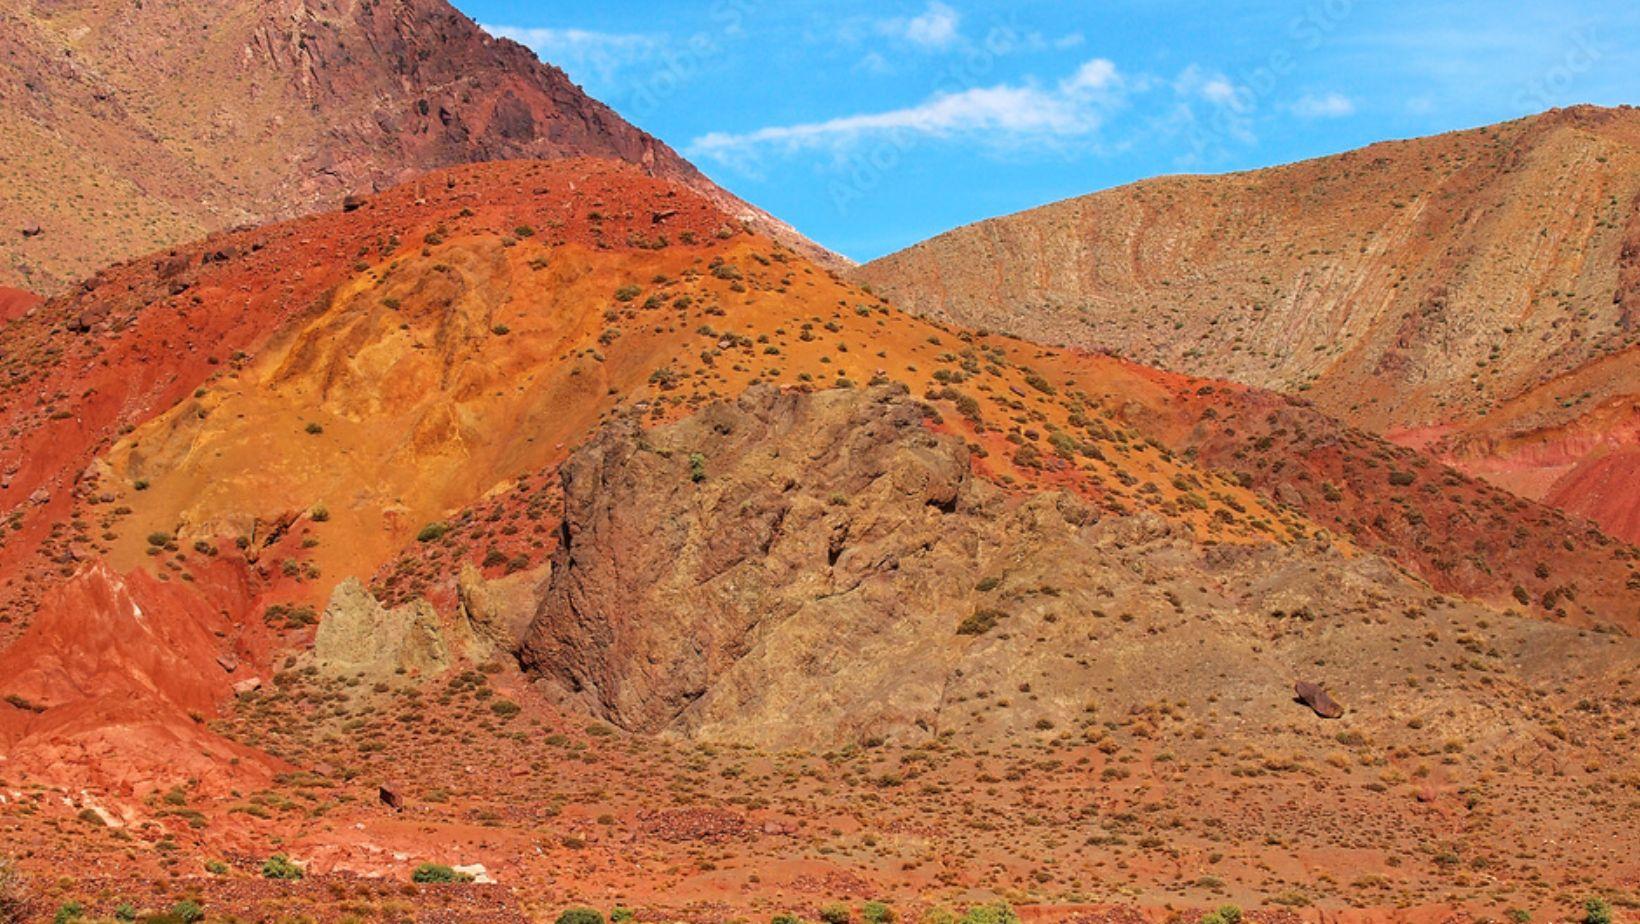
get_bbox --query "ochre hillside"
[0,0,829,294]
[859,106,1640,539]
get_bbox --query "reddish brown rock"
[1295,680,1345,719]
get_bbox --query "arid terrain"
[0,2,1634,923]
[857,107,1640,544]
[0,157,1633,923]
[0,0,830,296]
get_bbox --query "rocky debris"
[1295,680,1344,719]
[379,785,404,812]
[313,579,450,682]
[19,225,42,238]
[341,194,366,212]
[640,808,750,843]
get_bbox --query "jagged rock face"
[314,578,449,682]
[0,0,829,293]
[520,386,1627,749]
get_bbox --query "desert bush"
[416,522,450,543]
[171,900,205,923]
[959,904,1020,924]
[556,909,605,924]
[819,904,851,924]
[1584,898,1613,924]
[412,863,474,883]
[862,902,896,923]
[261,853,304,880]
[0,858,32,924]
[1201,906,1242,924]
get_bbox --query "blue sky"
[461,1,1639,262]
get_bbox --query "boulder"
[1295,680,1344,718]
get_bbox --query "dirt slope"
[858,106,1640,535]
[0,0,832,294]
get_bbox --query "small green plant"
[957,608,1005,636]
[1584,898,1613,924]
[771,915,803,924]
[861,901,895,923]
[689,453,707,483]
[204,859,229,875]
[960,904,1020,924]
[54,901,84,924]
[1201,906,1242,924]
[819,904,851,924]
[556,909,605,924]
[416,522,450,543]
[610,909,636,923]
[412,863,474,883]
[1506,910,1531,924]
[261,853,304,880]
[114,902,138,922]
[172,899,205,923]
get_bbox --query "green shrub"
[556,910,605,924]
[115,902,138,922]
[416,522,450,543]
[171,899,205,923]
[1584,899,1613,924]
[771,915,804,924]
[819,904,851,924]
[957,609,1005,636]
[204,859,229,875]
[960,904,1020,924]
[54,902,84,924]
[861,901,895,923]
[412,863,474,883]
[1201,906,1242,924]
[610,909,636,923]
[261,853,304,880]
[689,453,707,483]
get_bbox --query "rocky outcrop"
[314,579,450,682]
[519,386,1620,748]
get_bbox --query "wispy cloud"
[1290,92,1356,118]
[888,2,963,49]
[484,24,664,94]
[691,58,1125,166]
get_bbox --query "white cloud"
[1290,92,1356,118]
[901,2,962,49]
[1063,59,1120,94]
[690,58,1125,164]
[484,24,663,93]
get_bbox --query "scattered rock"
[379,785,404,812]
[1295,680,1344,718]
[20,225,43,238]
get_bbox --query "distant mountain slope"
[0,0,832,293]
[858,105,1640,537]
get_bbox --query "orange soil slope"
[0,159,1634,801]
